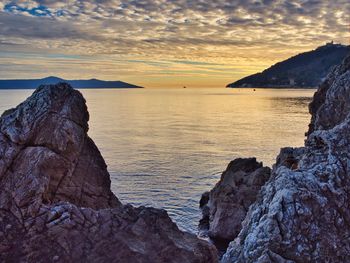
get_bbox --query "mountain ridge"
[0,76,143,89]
[227,42,350,88]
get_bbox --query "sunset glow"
[0,0,349,88]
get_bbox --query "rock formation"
[199,158,270,249]
[221,55,350,262]
[0,83,217,262]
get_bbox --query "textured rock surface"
[199,158,271,243]
[222,55,350,262]
[307,55,350,135]
[0,83,218,263]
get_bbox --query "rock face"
[199,158,271,245]
[0,83,217,262]
[222,55,350,262]
[307,55,350,135]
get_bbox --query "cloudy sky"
[0,0,349,88]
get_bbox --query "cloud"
[0,12,98,40]
[1,0,349,49]
[0,0,349,87]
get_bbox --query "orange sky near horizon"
[0,0,349,88]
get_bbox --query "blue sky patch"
[4,3,52,17]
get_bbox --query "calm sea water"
[0,88,315,233]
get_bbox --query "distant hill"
[0,76,143,89]
[227,42,350,88]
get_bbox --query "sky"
[0,0,349,88]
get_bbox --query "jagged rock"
[199,158,271,246]
[274,147,305,170]
[222,55,350,262]
[0,83,218,263]
[307,55,350,135]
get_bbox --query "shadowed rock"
[222,55,350,262]
[199,158,270,250]
[307,55,350,135]
[0,83,218,263]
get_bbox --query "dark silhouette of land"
[227,42,350,88]
[0,76,143,89]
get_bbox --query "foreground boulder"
[222,55,350,262]
[0,83,218,262]
[199,158,270,249]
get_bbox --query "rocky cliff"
[0,83,217,262]
[220,55,350,262]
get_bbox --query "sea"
[0,88,316,234]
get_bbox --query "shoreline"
[0,54,349,262]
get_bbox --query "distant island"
[0,76,143,89]
[227,42,350,88]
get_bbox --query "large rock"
[0,83,218,262]
[222,55,350,262]
[199,158,270,246]
[307,55,350,135]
